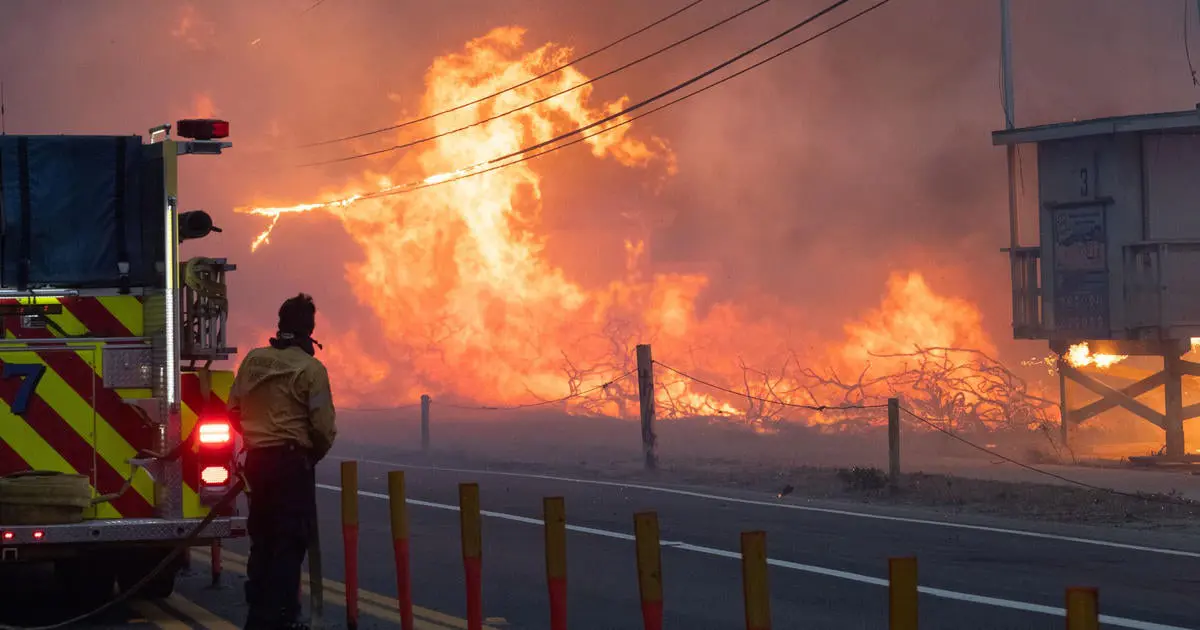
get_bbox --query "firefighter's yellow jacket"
[227,345,337,460]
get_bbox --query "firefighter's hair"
[278,293,316,337]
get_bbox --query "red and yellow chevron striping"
[0,295,234,520]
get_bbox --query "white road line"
[335,457,1200,560]
[316,482,1192,630]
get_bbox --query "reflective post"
[341,461,360,630]
[741,531,770,630]
[1065,587,1099,630]
[460,483,483,630]
[634,512,663,630]
[888,557,917,630]
[389,471,414,630]
[544,497,568,630]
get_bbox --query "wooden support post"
[341,461,360,630]
[887,398,900,491]
[888,557,918,630]
[389,471,414,630]
[1164,352,1185,459]
[1065,587,1099,630]
[544,497,568,630]
[459,483,483,630]
[740,531,770,630]
[636,344,657,471]
[634,512,663,630]
[420,394,431,454]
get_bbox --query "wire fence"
[334,345,1198,508]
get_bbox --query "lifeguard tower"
[992,108,1200,461]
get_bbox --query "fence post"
[460,483,483,630]
[741,531,770,630]
[544,497,568,630]
[1065,587,1099,630]
[420,394,432,453]
[633,512,663,630]
[389,471,414,630]
[887,398,900,491]
[636,344,657,470]
[888,557,917,630]
[341,461,360,630]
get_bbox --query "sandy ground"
[336,409,1200,531]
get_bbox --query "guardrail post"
[636,345,657,470]
[420,394,432,453]
[741,531,770,630]
[887,398,900,491]
[460,483,483,630]
[1065,587,1099,630]
[389,471,414,630]
[634,511,663,630]
[888,557,917,629]
[544,497,568,630]
[341,461,360,630]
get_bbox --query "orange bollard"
[341,461,360,630]
[544,497,568,630]
[633,512,663,630]
[1065,587,1099,630]
[389,471,414,630]
[459,483,483,630]
[741,531,770,630]
[888,557,918,630]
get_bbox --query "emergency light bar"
[176,119,229,141]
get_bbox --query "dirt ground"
[338,409,1200,531]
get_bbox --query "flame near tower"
[240,27,1052,432]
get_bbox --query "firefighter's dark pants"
[243,443,315,629]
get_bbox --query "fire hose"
[0,424,328,629]
[0,474,246,630]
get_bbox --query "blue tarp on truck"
[0,135,164,290]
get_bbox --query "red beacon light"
[176,118,230,141]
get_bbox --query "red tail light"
[177,118,229,140]
[1,531,12,541]
[197,420,232,446]
[31,530,44,541]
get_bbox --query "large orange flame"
[238,27,1023,426]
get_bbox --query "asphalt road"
[6,451,1199,629]
[264,454,1200,630]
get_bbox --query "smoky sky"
[0,0,1193,373]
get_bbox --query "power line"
[654,360,889,411]
[303,0,708,148]
[349,0,893,202]
[302,0,331,14]
[304,0,773,163]
[1185,0,1199,87]
[899,406,1196,507]
[440,370,635,411]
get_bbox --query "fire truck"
[0,119,244,603]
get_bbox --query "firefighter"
[228,293,337,630]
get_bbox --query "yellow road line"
[163,593,240,630]
[127,599,190,629]
[199,549,493,629]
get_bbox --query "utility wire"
[349,0,893,202]
[1186,0,1199,87]
[654,360,889,411]
[305,0,773,162]
[302,0,710,148]
[899,406,1196,507]
[441,370,635,411]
